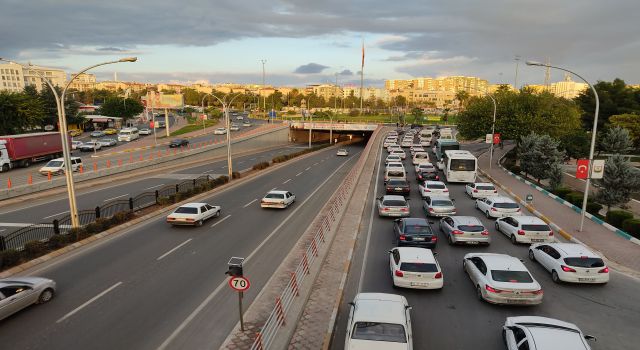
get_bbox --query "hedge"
[622,218,640,238]
[552,187,572,199]
[606,210,634,228]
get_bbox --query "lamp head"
[526,60,544,66]
[119,57,138,63]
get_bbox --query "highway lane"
[0,142,364,350]
[331,132,640,350]
[0,143,311,229]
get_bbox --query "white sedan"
[418,181,449,198]
[475,196,521,219]
[389,247,443,289]
[495,215,554,244]
[336,149,349,156]
[465,182,498,198]
[0,277,56,321]
[503,316,596,350]
[463,253,543,305]
[213,128,227,135]
[166,202,221,226]
[528,243,609,284]
[261,190,296,209]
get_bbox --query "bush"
[553,187,572,199]
[157,197,172,206]
[622,218,640,238]
[84,222,101,235]
[510,165,521,174]
[606,210,634,228]
[0,249,22,269]
[272,155,288,163]
[232,171,241,179]
[95,218,111,231]
[253,162,270,170]
[48,235,67,249]
[565,192,584,206]
[586,202,603,215]
[23,240,47,259]
[67,228,83,242]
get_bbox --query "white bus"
[441,150,477,183]
[117,127,140,142]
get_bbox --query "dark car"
[416,169,439,182]
[393,217,437,248]
[169,139,189,148]
[385,179,410,196]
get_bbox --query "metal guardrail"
[0,175,218,252]
[249,128,380,350]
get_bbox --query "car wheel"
[494,222,500,232]
[528,249,535,261]
[552,270,561,283]
[38,288,54,303]
[448,234,454,245]
[474,202,478,209]
[510,235,517,244]
[485,210,491,219]
[476,285,484,301]
[196,220,203,227]
[1,164,9,172]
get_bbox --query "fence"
[0,175,218,252]
[249,127,380,350]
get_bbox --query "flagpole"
[360,40,364,115]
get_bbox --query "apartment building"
[0,62,66,92]
[0,62,25,92]
[67,73,97,91]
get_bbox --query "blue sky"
[1,0,638,87]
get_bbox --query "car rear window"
[405,225,431,234]
[265,193,284,199]
[458,225,484,232]
[400,263,438,272]
[387,180,407,186]
[388,171,404,177]
[491,270,534,283]
[563,257,605,268]
[383,200,406,207]
[521,224,550,231]
[46,161,63,167]
[477,185,495,190]
[174,207,198,214]
[427,183,445,189]
[351,322,406,343]
[494,202,519,209]
[432,200,453,206]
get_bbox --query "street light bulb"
[526,60,543,66]
[119,57,138,62]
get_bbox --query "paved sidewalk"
[480,147,640,273]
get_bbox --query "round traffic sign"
[229,276,250,291]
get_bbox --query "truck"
[0,132,67,172]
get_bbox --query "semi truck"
[0,132,67,172]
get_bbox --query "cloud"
[97,47,128,52]
[294,63,329,74]
[339,69,353,76]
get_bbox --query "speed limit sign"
[229,276,251,292]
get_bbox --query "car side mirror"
[348,302,355,307]
[451,198,456,202]
[433,252,438,256]
[405,305,412,310]
[519,259,525,263]
[394,219,400,222]
[584,335,597,342]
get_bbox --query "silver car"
[0,277,56,321]
[439,216,490,245]
[377,195,410,217]
[423,196,456,217]
[98,138,117,147]
[503,316,595,350]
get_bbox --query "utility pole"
[260,59,266,122]
[514,55,521,91]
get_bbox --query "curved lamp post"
[207,93,242,178]
[526,61,599,232]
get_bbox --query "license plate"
[578,278,596,282]
[531,239,545,242]
[411,282,428,287]
[395,187,402,190]
[466,241,479,245]
[413,237,425,241]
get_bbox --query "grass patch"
[170,120,219,136]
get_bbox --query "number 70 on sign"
[229,276,251,291]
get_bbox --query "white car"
[387,145,402,153]
[0,277,56,321]
[463,253,543,305]
[236,116,244,120]
[166,202,221,226]
[385,154,402,164]
[422,196,456,217]
[213,128,227,135]
[139,128,152,135]
[386,162,405,173]
[401,140,413,148]
[475,196,521,219]
[412,152,430,165]
[418,181,449,198]
[419,138,431,147]
[389,247,443,289]
[439,216,490,245]
[465,182,498,198]
[390,149,406,159]
[71,140,83,150]
[414,162,436,173]
[495,215,554,244]
[337,149,349,156]
[503,316,596,350]
[39,157,82,175]
[261,190,296,209]
[345,293,413,350]
[528,243,609,284]
[377,195,410,217]
[384,139,397,147]
[230,124,240,131]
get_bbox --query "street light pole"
[464,85,497,169]
[526,61,599,232]
[260,59,267,121]
[208,93,241,178]
[514,55,521,91]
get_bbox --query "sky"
[1,0,639,87]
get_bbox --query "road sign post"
[525,194,533,204]
[226,257,248,331]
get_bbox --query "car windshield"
[458,225,484,232]
[564,257,605,268]
[265,193,284,199]
[432,200,453,206]
[491,270,534,283]
[427,183,445,189]
[400,262,438,272]
[494,202,519,209]
[387,180,407,186]
[351,322,406,343]
[100,139,112,142]
[46,161,63,167]
[521,224,550,231]
[415,154,427,158]
[476,185,495,190]
[174,207,198,214]
[383,200,406,207]
[405,225,431,234]
[450,159,476,171]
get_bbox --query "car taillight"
[526,289,544,295]
[425,189,431,192]
[598,267,609,273]
[561,265,576,272]
[516,208,521,212]
[481,230,489,236]
[494,190,498,193]
[395,269,404,277]
[434,272,442,279]
[428,208,434,212]
[435,175,439,180]
[452,230,463,235]
[473,189,478,193]
[431,236,437,242]
[485,285,502,293]
[548,231,554,236]
[517,229,525,235]
[186,218,194,222]
[401,208,408,212]
[383,208,390,211]
[491,207,498,211]
[443,189,449,192]
[399,234,406,241]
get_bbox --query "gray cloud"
[339,69,353,76]
[294,63,329,74]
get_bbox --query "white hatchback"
[389,247,443,289]
[465,182,498,198]
[414,162,436,173]
[261,190,296,209]
[475,196,521,219]
[496,216,554,244]
[529,243,609,284]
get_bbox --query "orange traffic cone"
[48,172,52,181]
[7,177,12,189]
[106,160,111,168]
[79,165,84,173]
[28,174,33,185]
[93,163,97,171]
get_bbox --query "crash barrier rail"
[0,175,219,252]
[249,128,380,350]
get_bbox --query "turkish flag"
[493,133,501,145]
[576,159,589,179]
[149,121,154,128]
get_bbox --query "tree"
[0,90,46,134]
[609,114,640,149]
[518,133,564,183]
[410,108,423,122]
[518,133,539,178]
[560,129,590,160]
[599,126,633,154]
[455,90,470,111]
[548,162,564,191]
[595,155,640,212]
[97,97,144,121]
[575,79,640,131]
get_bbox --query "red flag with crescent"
[576,159,589,179]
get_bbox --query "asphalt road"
[0,142,314,232]
[0,142,364,350]
[331,132,640,350]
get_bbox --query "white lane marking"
[250,158,256,160]
[157,239,192,261]
[0,222,39,227]
[305,167,311,171]
[222,166,228,169]
[243,199,258,208]
[43,210,70,220]
[156,152,357,350]
[320,159,325,163]
[313,162,319,166]
[211,214,231,228]
[56,282,123,323]
[0,229,5,232]
[282,179,291,184]
[270,187,277,191]
[238,161,245,164]
[358,141,383,292]
[296,172,303,177]
[103,194,129,202]
[144,183,165,190]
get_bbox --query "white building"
[0,62,67,92]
